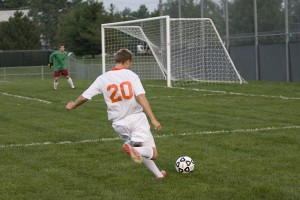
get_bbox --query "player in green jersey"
[48,44,75,90]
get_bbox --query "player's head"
[58,44,65,52]
[115,49,132,65]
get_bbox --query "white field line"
[0,92,52,104]
[1,125,299,148]
[146,85,300,100]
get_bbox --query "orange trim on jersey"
[111,67,125,71]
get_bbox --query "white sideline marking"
[0,137,121,148]
[1,125,299,148]
[0,92,52,104]
[146,85,300,100]
[156,125,300,138]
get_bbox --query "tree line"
[0,0,299,56]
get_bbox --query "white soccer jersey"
[82,68,145,122]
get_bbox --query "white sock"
[67,78,75,88]
[142,158,164,178]
[53,80,58,89]
[134,146,153,159]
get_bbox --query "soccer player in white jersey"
[66,49,166,179]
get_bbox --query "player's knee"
[132,141,142,147]
[151,148,158,160]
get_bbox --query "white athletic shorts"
[112,112,156,147]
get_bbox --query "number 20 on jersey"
[107,81,133,103]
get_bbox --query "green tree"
[150,8,160,17]
[131,5,150,19]
[108,4,159,21]
[28,0,82,48]
[108,3,123,22]
[229,0,284,34]
[56,1,111,57]
[0,0,29,9]
[289,0,300,33]
[163,0,224,33]
[163,0,202,18]
[228,0,285,44]
[0,11,40,50]
[120,7,132,19]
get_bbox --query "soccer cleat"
[122,143,143,164]
[158,170,167,179]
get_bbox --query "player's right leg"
[159,170,167,179]
[67,77,75,89]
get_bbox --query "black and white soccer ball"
[175,156,195,173]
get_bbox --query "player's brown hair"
[115,49,132,64]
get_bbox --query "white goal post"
[101,16,246,87]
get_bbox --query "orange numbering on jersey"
[107,84,122,103]
[107,81,133,103]
[120,81,133,100]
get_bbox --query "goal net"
[101,16,246,87]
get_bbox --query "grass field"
[0,78,299,200]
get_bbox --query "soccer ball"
[175,156,195,173]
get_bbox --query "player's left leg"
[142,159,166,179]
[62,70,75,89]
[66,77,75,89]
[135,144,166,178]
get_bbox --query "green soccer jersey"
[49,51,68,70]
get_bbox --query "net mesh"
[170,19,245,86]
[102,17,246,87]
[103,18,167,80]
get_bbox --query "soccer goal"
[101,16,246,87]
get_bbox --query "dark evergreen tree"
[0,0,29,9]
[0,11,40,50]
[228,0,284,44]
[28,0,82,48]
[131,5,150,19]
[56,1,110,57]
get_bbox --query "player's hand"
[66,101,75,111]
[151,119,161,131]
[48,62,53,68]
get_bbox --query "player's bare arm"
[136,94,161,131]
[66,95,88,111]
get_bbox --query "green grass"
[0,78,299,200]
